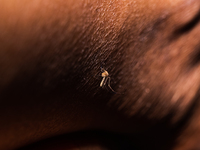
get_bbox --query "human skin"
[0,0,199,149]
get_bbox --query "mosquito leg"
[100,77,105,87]
[107,77,117,93]
[103,77,108,87]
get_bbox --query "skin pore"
[0,0,200,149]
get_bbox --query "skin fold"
[0,0,200,149]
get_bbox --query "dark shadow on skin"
[170,87,200,149]
[174,10,200,35]
[126,87,200,150]
[17,130,139,150]
[190,44,200,67]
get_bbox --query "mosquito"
[100,67,116,93]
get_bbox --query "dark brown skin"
[0,0,200,149]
